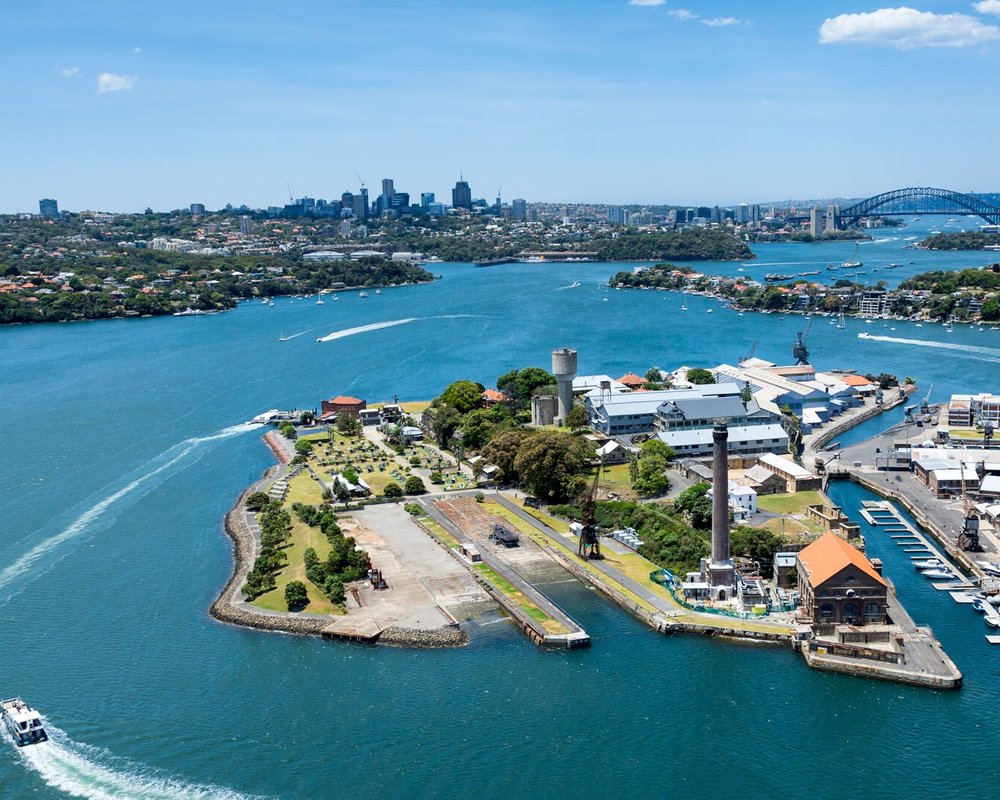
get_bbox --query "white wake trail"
[316,318,418,342]
[14,726,262,800]
[0,423,256,591]
[857,333,1000,361]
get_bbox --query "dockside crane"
[576,461,603,560]
[740,339,759,364]
[793,318,812,365]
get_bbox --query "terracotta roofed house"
[796,533,888,626]
[320,395,366,420]
[481,388,508,408]
[618,373,647,390]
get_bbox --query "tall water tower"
[551,348,577,426]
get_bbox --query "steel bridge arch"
[838,187,1000,226]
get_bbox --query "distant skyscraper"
[421,192,435,209]
[381,179,395,201]
[39,198,59,218]
[190,203,205,215]
[452,176,472,210]
[239,215,251,235]
[391,192,410,213]
[341,192,354,210]
[353,187,369,220]
[512,198,527,222]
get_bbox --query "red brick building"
[320,395,366,421]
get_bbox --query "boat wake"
[12,725,262,800]
[316,318,418,342]
[856,334,1000,362]
[277,331,308,342]
[742,260,827,267]
[0,423,256,593]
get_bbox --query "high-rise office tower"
[452,176,472,210]
[239,215,251,235]
[381,179,395,201]
[39,198,59,218]
[512,198,527,221]
[353,187,369,220]
[421,192,435,209]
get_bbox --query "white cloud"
[59,66,81,78]
[974,0,1000,14]
[96,72,137,93]
[628,0,666,5]
[702,17,740,27]
[132,46,142,54]
[668,9,698,20]
[819,7,1000,48]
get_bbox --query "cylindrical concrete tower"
[551,348,578,426]
[711,421,731,565]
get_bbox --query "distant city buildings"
[452,177,472,210]
[512,198,527,221]
[39,198,59,218]
[190,203,206,215]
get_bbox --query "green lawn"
[417,515,460,548]
[590,463,637,499]
[250,475,344,615]
[756,490,827,515]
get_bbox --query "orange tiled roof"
[329,396,364,405]
[797,533,886,587]
[618,373,647,387]
[482,388,508,402]
[840,375,874,387]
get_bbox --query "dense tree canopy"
[513,431,595,502]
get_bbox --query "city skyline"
[4,1,1000,212]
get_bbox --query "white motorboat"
[359,292,368,298]
[972,597,987,613]
[1,698,48,747]
[921,568,957,580]
[913,559,944,570]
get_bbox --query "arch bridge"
[838,187,1000,226]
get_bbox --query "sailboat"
[946,318,955,333]
[316,295,325,305]
[842,241,863,269]
[836,311,846,329]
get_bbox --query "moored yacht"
[2,698,48,746]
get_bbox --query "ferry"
[764,273,795,282]
[1,698,48,747]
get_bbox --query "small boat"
[332,294,339,301]
[987,616,1000,629]
[570,281,581,287]
[359,292,368,298]
[843,241,863,269]
[681,304,688,311]
[913,559,944,570]
[706,308,714,314]
[1,698,48,746]
[972,597,987,613]
[316,297,325,305]
[921,568,957,580]
[836,311,846,330]
[857,332,872,339]
[375,288,381,295]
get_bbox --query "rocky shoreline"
[209,450,469,648]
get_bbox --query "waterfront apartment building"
[859,290,886,317]
[38,198,59,218]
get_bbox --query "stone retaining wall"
[378,625,468,648]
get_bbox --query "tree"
[299,410,315,425]
[431,405,463,448]
[686,367,714,385]
[284,580,309,611]
[323,576,345,603]
[641,439,675,461]
[383,482,403,498]
[730,527,783,574]
[336,413,361,436]
[496,367,556,409]
[404,475,426,495]
[645,366,663,383]
[513,430,595,502]
[633,456,670,497]
[440,380,485,414]
[280,423,296,439]
[459,405,513,450]
[294,438,314,456]
[564,404,590,430]
[480,428,534,483]
[303,548,319,569]
[246,492,270,512]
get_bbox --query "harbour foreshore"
[210,448,471,647]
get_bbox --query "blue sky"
[3,1,1000,211]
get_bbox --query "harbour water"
[2,220,999,798]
